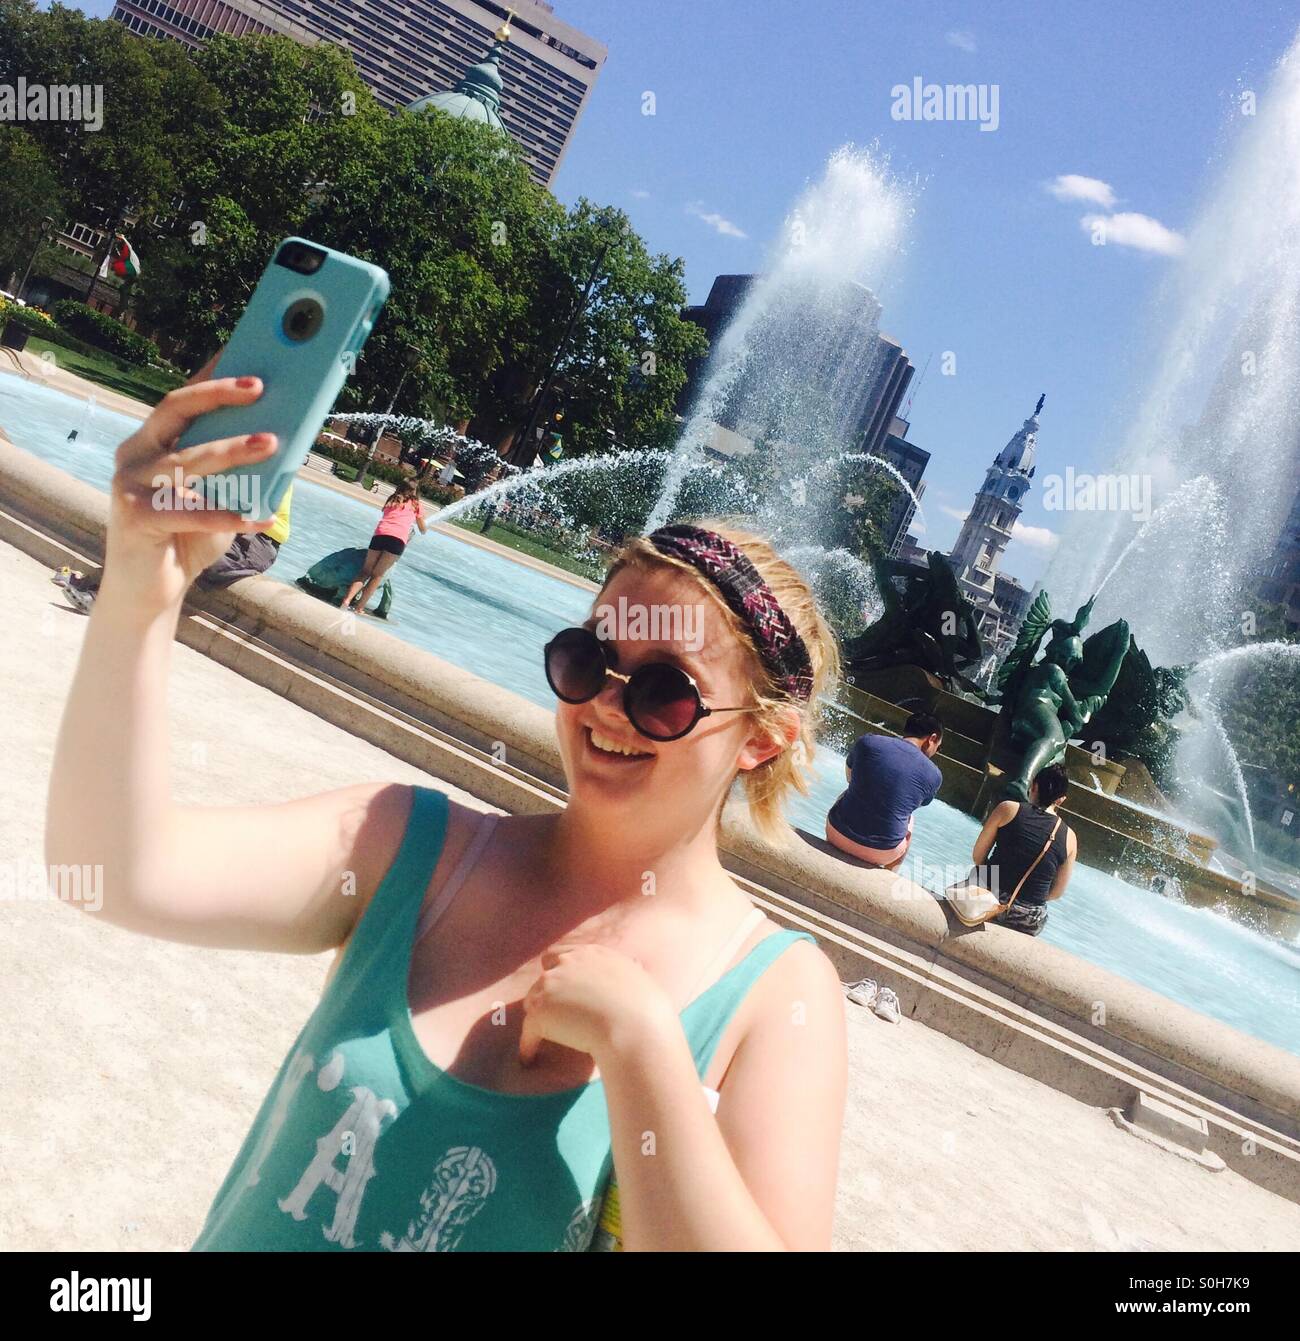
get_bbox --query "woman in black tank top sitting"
[970,764,1077,936]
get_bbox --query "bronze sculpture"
[1079,637,1193,789]
[989,591,1130,801]
[843,550,984,691]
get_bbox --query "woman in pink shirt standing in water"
[344,478,428,612]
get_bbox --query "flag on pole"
[108,234,140,279]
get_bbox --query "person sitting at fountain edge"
[826,712,944,871]
[971,763,1077,937]
[55,481,295,614]
[44,361,846,1252]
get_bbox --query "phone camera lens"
[275,241,326,274]
[282,297,324,343]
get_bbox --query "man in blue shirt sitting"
[827,712,944,871]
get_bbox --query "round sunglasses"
[543,626,751,742]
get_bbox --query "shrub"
[0,299,56,333]
[51,300,163,367]
[313,438,407,486]
[313,436,462,507]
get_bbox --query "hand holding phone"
[176,237,390,520]
[106,369,278,611]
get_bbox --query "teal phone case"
[177,237,390,519]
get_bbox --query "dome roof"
[406,41,508,133]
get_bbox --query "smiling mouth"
[585,726,654,761]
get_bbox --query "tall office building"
[678,274,914,462]
[110,0,606,187]
[1258,483,1300,633]
[874,417,929,557]
[110,0,318,45]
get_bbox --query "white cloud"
[685,201,748,239]
[1009,521,1059,551]
[946,30,977,53]
[1046,174,1117,208]
[939,504,969,523]
[1079,211,1186,256]
[629,188,650,199]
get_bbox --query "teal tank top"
[192,786,816,1252]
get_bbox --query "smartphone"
[177,237,390,519]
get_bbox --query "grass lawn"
[26,337,185,405]
[448,516,605,582]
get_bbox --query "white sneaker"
[872,987,902,1023]
[61,583,94,614]
[844,978,880,1008]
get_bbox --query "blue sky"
[59,1,1300,584]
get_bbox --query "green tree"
[0,2,208,288]
[310,104,565,425]
[130,35,385,360]
[1218,598,1300,787]
[0,127,66,285]
[528,200,707,458]
[0,6,706,462]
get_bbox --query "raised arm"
[44,371,410,952]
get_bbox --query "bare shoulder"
[353,787,509,907]
[710,926,847,1249]
[720,928,846,1075]
[751,932,845,1021]
[336,785,494,920]
[325,787,490,976]
[991,799,1020,825]
[425,795,499,888]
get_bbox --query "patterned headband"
[648,525,815,701]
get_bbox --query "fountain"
[1031,32,1300,874]
[5,97,1300,1051]
[312,121,1300,934]
[304,149,923,637]
[648,144,914,545]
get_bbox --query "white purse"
[946,816,1062,927]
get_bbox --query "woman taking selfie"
[45,371,848,1252]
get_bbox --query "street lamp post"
[16,216,56,303]
[358,341,423,492]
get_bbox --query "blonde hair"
[604,520,841,841]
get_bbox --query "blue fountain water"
[4,370,1298,1056]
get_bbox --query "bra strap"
[683,905,766,1005]
[413,809,500,946]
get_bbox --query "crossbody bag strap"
[1000,815,1062,916]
